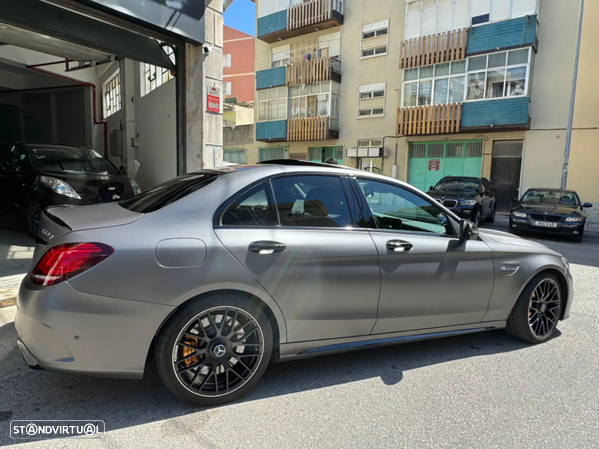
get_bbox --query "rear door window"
[221,183,276,226]
[271,175,353,228]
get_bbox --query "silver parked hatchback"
[16,161,573,406]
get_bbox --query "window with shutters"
[404,0,538,39]
[103,71,121,119]
[272,45,290,68]
[358,83,386,118]
[361,20,389,59]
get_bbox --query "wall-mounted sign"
[428,159,440,171]
[207,85,221,113]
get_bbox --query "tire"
[485,205,496,223]
[23,197,41,238]
[155,294,273,406]
[473,208,481,227]
[505,272,562,344]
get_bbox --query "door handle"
[386,240,413,252]
[249,241,286,255]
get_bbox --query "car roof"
[22,143,92,152]
[439,176,481,181]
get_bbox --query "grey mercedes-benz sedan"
[15,161,573,406]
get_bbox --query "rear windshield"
[30,146,120,176]
[119,174,219,213]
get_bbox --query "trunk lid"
[37,202,142,245]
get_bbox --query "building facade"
[223,26,256,103]
[249,0,598,222]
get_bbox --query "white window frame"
[271,45,291,68]
[141,46,176,97]
[257,87,288,122]
[103,70,121,119]
[464,47,532,102]
[358,82,386,119]
[289,81,339,122]
[357,139,383,148]
[223,149,247,164]
[224,82,232,96]
[401,61,467,107]
[361,20,389,60]
[223,54,232,68]
[400,47,532,107]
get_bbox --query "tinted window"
[120,174,218,213]
[521,190,580,206]
[221,183,276,226]
[357,179,452,235]
[10,145,28,167]
[271,175,352,228]
[433,178,480,195]
[29,146,120,176]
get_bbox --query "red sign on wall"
[207,86,220,113]
[428,159,440,171]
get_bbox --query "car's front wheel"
[23,197,41,238]
[506,272,562,344]
[155,295,273,406]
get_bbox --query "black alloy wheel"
[506,272,562,343]
[24,198,41,238]
[156,295,273,406]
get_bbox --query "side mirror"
[459,219,480,241]
[429,186,434,191]
[583,202,593,208]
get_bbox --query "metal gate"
[408,141,483,192]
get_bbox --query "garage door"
[408,141,483,192]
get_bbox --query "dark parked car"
[0,143,140,237]
[427,176,496,226]
[510,188,592,242]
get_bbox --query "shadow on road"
[0,320,537,445]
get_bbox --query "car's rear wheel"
[486,205,496,223]
[23,198,41,238]
[506,272,562,344]
[155,295,273,406]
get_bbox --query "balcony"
[400,29,468,70]
[460,97,530,131]
[287,116,337,141]
[256,120,288,142]
[466,15,538,56]
[257,0,343,44]
[286,57,341,87]
[256,66,287,90]
[398,103,462,136]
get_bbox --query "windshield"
[433,179,479,194]
[30,146,120,176]
[119,173,219,213]
[521,190,580,206]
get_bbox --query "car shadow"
[0,320,546,445]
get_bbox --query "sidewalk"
[0,213,35,303]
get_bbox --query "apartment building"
[223,26,255,103]
[249,0,598,220]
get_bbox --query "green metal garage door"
[408,141,483,192]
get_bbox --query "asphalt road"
[0,216,597,448]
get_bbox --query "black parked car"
[427,176,496,226]
[510,188,592,242]
[0,143,140,237]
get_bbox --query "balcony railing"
[400,28,468,69]
[398,103,462,136]
[286,57,341,87]
[287,116,330,141]
[288,0,335,31]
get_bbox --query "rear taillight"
[30,243,114,286]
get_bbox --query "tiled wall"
[256,120,287,141]
[257,10,287,38]
[461,97,530,128]
[466,15,538,55]
[256,67,287,90]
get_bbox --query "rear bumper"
[15,279,175,379]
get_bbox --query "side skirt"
[278,321,506,361]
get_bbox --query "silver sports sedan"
[15,161,573,406]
